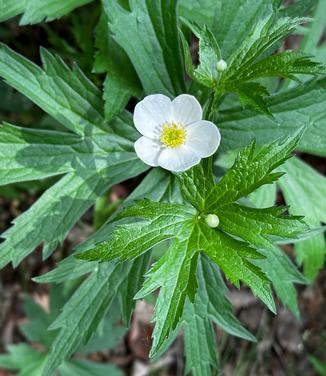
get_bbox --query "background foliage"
[0,0,325,375]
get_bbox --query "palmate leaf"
[279,157,326,280]
[0,44,105,136]
[0,0,25,22]
[279,0,316,18]
[217,204,308,249]
[0,123,80,185]
[182,256,250,376]
[59,359,123,376]
[0,344,46,375]
[300,0,326,58]
[235,51,325,82]
[102,0,185,96]
[79,200,196,262]
[19,286,66,348]
[79,205,268,357]
[93,10,142,122]
[224,16,308,78]
[0,45,148,269]
[205,128,304,209]
[181,15,324,114]
[249,182,277,208]
[193,220,275,310]
[255,246,307,318]
[219,16,324,114]
[181,20,221,88]
[231,81,272,115]
[0,0,94,24]
[219,78,326,156]
[79,131,308,357]
[135,238,198,355]
[42,262,127,376]
[34,169,178,374]
[179,0,275,59]
[155,255,256,376]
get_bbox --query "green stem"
[203,92,215,121]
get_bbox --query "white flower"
[133,94,221,172]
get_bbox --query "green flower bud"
[205,214,219,228]
[216,59,227,72]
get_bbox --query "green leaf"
[59,359,123,376]
[37,170,180,372]
[218,78,326,157]
[248,182,277,208]
[234,51,325,82]
[195,221,275,312]
[281,1,326,90]
[182,300,219,376]
[0,148,146,268]
[309,356,326,376]
[20,297,55,347]
[300,0,326,56]
[232,81,272,115]
[206,129,304,209]
[182,255,256,376]
[179,0,274,59]
[217,16,316,113]
[183,17,316,114]
[212,1,275,59]
[34,169,180,285]
[78,200,196,262]
[225,16,307,79]
[279,0,316,18]
[42,262,127,376]
[195,256,255,341]
[102,0,185,96]
[0,44,106,136]
[79,302,127,354]
[77,133,311,357]
[33,257,96,284]
[255,246,307,318]
[155,255,255,375]
[94,11,141,122]
[217,204,308,249]
[118,253,150,325]
[181,20,221,88]
[17,0,94,25]
[0,45,148,269]
[0,344,45,371]
[278,157,326,279]
[19,285,66,348]
[178,0,219,28]
[135,238,198,356]
[0,0,25,22]
[0,123,83,185]
[178,161,214,211]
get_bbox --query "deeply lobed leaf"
[206,127,305,210]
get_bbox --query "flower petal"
[133,94,172,138]
[158,146,201,172]
[134,136,162,167]
[185,120,221,158]
[172,94,202,126]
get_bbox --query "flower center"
[160,123,186,148]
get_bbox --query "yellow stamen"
[160,123,186,148]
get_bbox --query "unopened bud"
[216,59,227,72]
[205,214,219,228]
